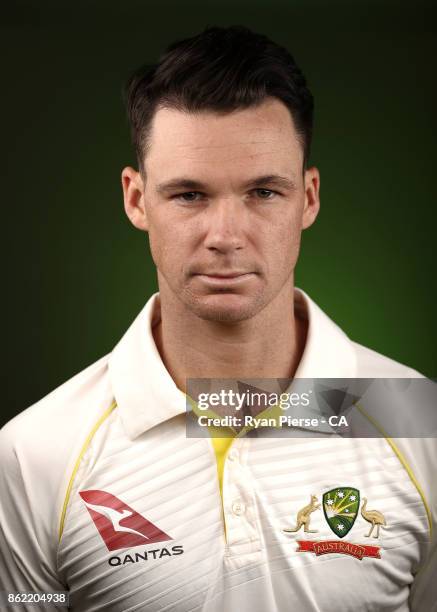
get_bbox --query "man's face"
[123,97,319,322]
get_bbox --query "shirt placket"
[222,438,262,559]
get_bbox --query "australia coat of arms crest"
[283,487,387,560]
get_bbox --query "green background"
[2,0,436,427]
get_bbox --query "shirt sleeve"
[406,436,437,611]
[0,421,68,610]
[409,544,437,611]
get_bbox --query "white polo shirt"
[1,288,436,611]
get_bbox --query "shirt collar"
[109,288,357,440]
[293,288,357,379]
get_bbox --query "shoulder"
[1,353,113,456]
[0,353,115,530]
[351,340,424,378]
[0,354,117,582]
[349,341,436,541]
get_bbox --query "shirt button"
[231,501,246,516]
[228,449,239,462]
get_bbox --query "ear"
[301,166,320,230]
[121,166,149,231]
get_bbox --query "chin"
[186,292,266,323]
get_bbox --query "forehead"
[144,98,303,178]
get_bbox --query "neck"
[152,279,307,393]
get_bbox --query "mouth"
[192,272,256,287]
[200,272,250,278]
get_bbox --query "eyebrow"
[155,174,298,194]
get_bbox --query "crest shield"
[323,487,360,538]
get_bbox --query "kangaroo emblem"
[283,494,320,534]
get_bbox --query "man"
[0,25,435,611]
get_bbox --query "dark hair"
[124,25,314,172]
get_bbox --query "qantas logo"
[79,490,172,551]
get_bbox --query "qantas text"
[108,545,184,566]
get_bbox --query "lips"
[201,273,248,279]
[191,271,256,287]
[192,271,253,278]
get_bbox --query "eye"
[253,188,278,200]
[175,191,203,202]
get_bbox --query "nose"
[203,198,246,254]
